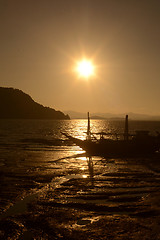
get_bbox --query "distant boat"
[62,113,160,157]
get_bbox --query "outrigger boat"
[62,113,160,157]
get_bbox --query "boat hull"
[63,133,160,157]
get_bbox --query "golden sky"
[1,0,160,115]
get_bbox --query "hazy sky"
[1,0,160,115]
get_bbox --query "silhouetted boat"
[62,113,160,157]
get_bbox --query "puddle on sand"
[72,216,100,228]
[77,219,91,225]
[0,192,38,219]
[0,173,88,219]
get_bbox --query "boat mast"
[124,115,129,141]
[87,112,91,140]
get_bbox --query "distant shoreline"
[64,111,160,121]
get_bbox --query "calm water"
[1,119,160,214]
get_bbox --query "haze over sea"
[1,118,160,239]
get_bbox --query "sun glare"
[76,59,95,78]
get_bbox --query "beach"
[1,119,160,239]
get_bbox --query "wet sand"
[1,154,160,239]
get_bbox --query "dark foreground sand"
[1,156,160,240]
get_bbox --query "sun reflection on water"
[77,157,87,161]
[80,166,86,170]
[82,175,88,178]
[65,119,113,141]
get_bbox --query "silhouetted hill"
[0,87,70,119]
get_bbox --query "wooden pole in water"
[124,115,129,141]
[87,112,91,140]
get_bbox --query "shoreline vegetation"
[0,87,69,120]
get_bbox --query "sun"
[76,59,95,78]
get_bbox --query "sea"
[1,119,160,222]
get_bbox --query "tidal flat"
[1,119,160,239]
[1,154,160,240]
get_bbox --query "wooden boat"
[62,113,160,157]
